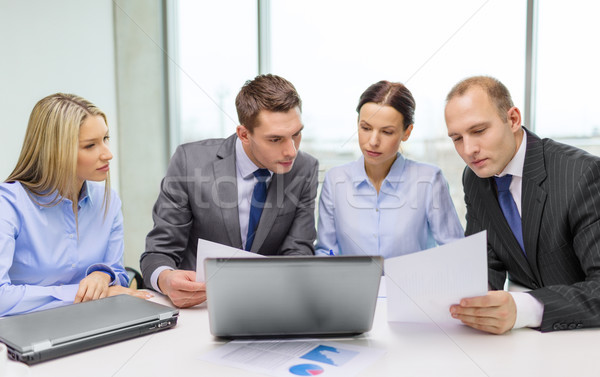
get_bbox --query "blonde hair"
[6,93,111,215]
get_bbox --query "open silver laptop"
[0,294,178,365]
[204,256,383,338]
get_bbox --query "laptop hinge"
[32,340,53,352]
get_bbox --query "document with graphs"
[199,339,384,377]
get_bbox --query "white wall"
[1,1,172,272]
[0,0,119,188]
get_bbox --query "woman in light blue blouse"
[316,81,464,258]
[0,93,150,317]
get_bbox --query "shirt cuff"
[150,266,174,293]
[510,291,544,329]
[86,264,117,286]
[315,249,335,256]
[50,284,80,302]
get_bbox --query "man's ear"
[236,125,251,144]
[507,106,522,132]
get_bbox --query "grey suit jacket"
[464,129,600,332]
[141,134,319,286]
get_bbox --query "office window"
[270,0,525,221]
[173,0,526,223]
[535,1,600,139]
[177,0,258,143]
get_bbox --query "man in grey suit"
[140,74,318,308]
[445,76,600,333]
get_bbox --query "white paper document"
[195,238,264,282]
[385,231,488,324]
[200,340,384,377]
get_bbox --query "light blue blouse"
[0,181,128,316]
[316,154,464,258]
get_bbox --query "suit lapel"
[213,135,243,249]
[521,129,547,283]
[472,174,535,282]
[483,178,531,268]
[250,172,283,252]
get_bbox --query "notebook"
[204,256,383,338]
[0,294,179,365]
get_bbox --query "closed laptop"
[0,294,178,365]
[204,256,382,338]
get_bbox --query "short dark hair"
[446,76,514,122]
[356,81,415,130]
[235,74,302,132]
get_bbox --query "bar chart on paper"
[300,345,359,366]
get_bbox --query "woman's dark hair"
[356,81,415,130]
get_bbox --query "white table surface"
[25,289,600,377]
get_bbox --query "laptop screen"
[204,256,383,338]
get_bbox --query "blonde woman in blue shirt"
[0,93,150,316]
[316,81,464,258]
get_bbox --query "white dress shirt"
[235,137,272,249]
[496,130,544,329]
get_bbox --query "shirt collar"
[350,156,369,188]
[33,181,92,207]
[497,130,527,178]
[79,181,92,206]
[383,153,406,190]
[351,153,406,190]
[235,137,273,180]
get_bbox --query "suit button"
[553,323,560,330]
[577,323,584,329]
[568,323,576,330]
[559,324,567,330]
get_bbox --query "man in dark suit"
[140,74,318,308]
[445,76,600,333]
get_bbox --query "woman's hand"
[74,271,111,303]
[108,285,154,300]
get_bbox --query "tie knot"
[494,174,513,191]
[254,168,270,181]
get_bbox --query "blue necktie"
[245,169,270,251]
[494,174,525,253]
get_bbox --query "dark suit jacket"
[141,134,319,287]
[464,129,600,332]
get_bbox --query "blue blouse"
[0,181,128,316]
[316,154,464,258]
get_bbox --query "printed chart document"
[195,238,264,282]
[385,231,488,324]
[200,340,384,377]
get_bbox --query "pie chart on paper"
[288,363,325,376]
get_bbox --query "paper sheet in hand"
[385,231,487,323]
[195,238,264,282]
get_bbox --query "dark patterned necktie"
[245,169,270,251]
[494,174,525,253]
